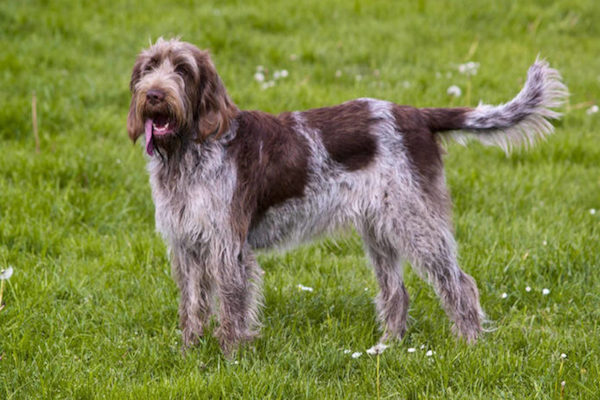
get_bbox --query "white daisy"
[458,61,480,76]
[0,267,13,280]
[260,81,275,90]
[367,343,389,355]
[447,85,462,97]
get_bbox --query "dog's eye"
[143,58,160,73]
[175,64,190,77]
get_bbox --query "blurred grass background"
[0,0,599,398]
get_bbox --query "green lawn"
[1,0,599,398]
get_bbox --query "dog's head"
[127,38,237,155]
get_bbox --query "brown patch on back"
[228,111,310,239]
[392,105,450,216]
[303,101,377,171]
[392,106,442,185]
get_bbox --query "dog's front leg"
[170,243,214,351]
[213,243,263,356]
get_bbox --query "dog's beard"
[144,117,175,156]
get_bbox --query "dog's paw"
[180,326,204,353]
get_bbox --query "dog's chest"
[147,153,235,245]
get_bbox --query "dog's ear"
[127,58,144,142]
[192,50,237,140]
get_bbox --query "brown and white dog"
[127,38,567,355]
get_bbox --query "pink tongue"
[145,119,154,156]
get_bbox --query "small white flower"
[273,70,288,80]
[260,81,275,90]
[590,209,597,215]
[254,72,265,82]
[561,353,567,359]
[501,292,508,299]
[297,284,314,292]
[335,70,342,78]
[542,288,550,295]
[0,266,13,280]
[425,350,434,357]
[542,240,547,246]
[561,381,566,387]
[364,287,368,292]
[458,61,480,76]
[351,352,362,359]
[447,85,462,97]
[343,349,351,354]
[420,345,425,350]
[525,286,531,292]
[586,105,599,115]
[367,343,389,355]
[407,347,416,353]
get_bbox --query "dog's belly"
[247,172,375,250]
[247,197,340,250]
[245,197,320,251]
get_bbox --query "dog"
[127,38,567,354]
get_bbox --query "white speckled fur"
[129,39,567,354]
[449,59,569,153]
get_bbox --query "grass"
[1,0,599,398]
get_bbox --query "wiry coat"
[127,38,568,354]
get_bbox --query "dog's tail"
[421,59,569,153]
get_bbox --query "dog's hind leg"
[397,205,484,343]
[360,221,410,343]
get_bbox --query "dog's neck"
[148,122,237,195]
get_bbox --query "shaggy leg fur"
[401,216,483,343]
[366,175,483,343]
[361,225,410,342]
[214,245,263,355]
[171,245,214,350]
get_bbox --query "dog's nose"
[146,89,165,104]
